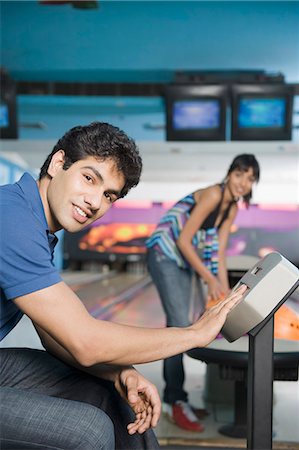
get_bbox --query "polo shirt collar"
[17,173,58,248]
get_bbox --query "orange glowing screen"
[79,223,156,254]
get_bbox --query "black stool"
[187,337,299,438]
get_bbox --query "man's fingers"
[124,374,139,405]
[220,284,247,309]
[206,284,246,314]
[223,284,247,301]
[151,403,160,427]
[127,410,151,434]
[137,411,152,433]
[234,283,247,294]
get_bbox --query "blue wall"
[15,94,299,141]
[1,1,299,83]
[2,1,299,141]
[17,95,165,140]
[1,1,298,271]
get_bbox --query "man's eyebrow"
[83,166,122,197]
[83,166,103,181]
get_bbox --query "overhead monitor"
[231,84,294,141]
[165,84,228,141]
[0,69,18,139]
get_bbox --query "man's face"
[45,153,125,233]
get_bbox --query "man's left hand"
[114,367,161,434]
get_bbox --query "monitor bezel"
[231,84,294,141]
[165,84,228,141]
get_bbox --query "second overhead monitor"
[231,84,294,141]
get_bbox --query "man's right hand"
[190,284,247,347]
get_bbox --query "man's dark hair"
[39,122,142,198]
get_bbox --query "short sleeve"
[0,200,62,300]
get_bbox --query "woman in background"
[146,153,260,432]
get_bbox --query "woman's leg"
[192,273,207,320]
[147,248,193,404]
[0,348,159,450]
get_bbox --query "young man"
[0,122,246,450]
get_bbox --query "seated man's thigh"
[0,348,160,450]
[0,386,114,450]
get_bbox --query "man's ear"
[47,150,65,178]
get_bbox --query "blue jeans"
[0,348,159,450]
[147,247,205,404]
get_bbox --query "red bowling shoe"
[164,401,205,432]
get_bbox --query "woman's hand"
[114,367,161,435]
[206,275,224,302]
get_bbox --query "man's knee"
[75,404,115,450]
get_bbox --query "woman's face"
[227,167,257,199]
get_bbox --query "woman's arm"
[177,186,223,299]
[217,203,238,294]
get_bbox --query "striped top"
[146,186,234,274]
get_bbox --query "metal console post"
[247,317,274,450]
[246,279,299,450]
[220,254,299,450]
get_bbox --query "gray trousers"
[0,348,159,450]
[147,247,205,404]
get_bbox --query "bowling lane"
[67,270,165,326]
[68,269,299,340]
[109,282,165,328]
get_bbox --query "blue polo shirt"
[0,173,62,340]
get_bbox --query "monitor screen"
[231,84,294,141]
[238,97,286,129]
[0,69,18,139]
[172,99,220,130]
[165,84,227,141]
[0,103,9,128]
